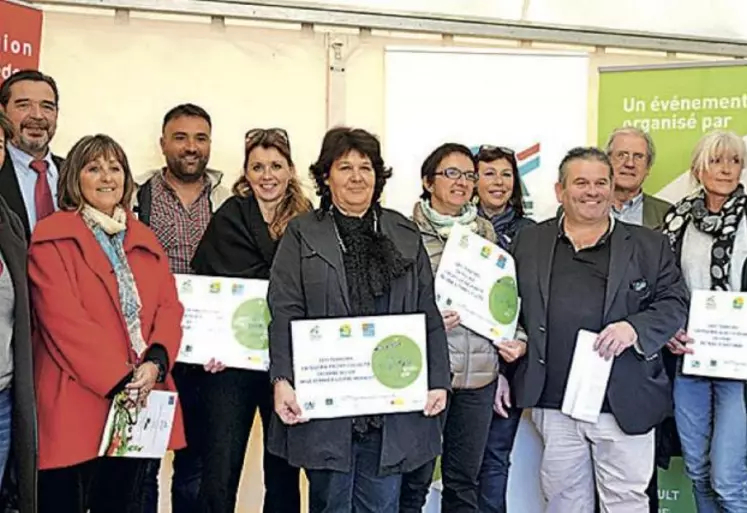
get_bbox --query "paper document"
[561,330,613,424]
[99,390,178,459]
[684,290,747,380]
[434,224,521,342]
[175,274,271,371]
[292,313,428,419]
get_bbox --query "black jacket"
[266,208,451,474]
[511,219,689,435]
[0,153,64,240]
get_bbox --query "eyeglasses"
[610,150,646,164]
[435,167,478,182]
[245,128,290,147]
[478,144,515,156]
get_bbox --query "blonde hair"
[691,130,746,183]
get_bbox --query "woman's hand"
[494,374,512,418]
[125,362,160,406]
[495,339,527,363]
[441,310,461,332]
[274,380,307,425]
[666,329,694,355]
[204,358,227,373]
[424,389,447,417]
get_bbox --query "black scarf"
[332,207,412,315]
[662,184,747,291]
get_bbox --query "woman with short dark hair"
[29,134,185,513]
[268,127,451,512]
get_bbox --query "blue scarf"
[479,205,517,251]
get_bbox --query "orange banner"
[0,0,43,87]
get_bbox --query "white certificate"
[683,290,747,380]
[175,275,271,371]
[291,313,429,419]
[434,224,521,342]
[99,390,177,459]
[561,330,613,424]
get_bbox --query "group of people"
[0,66,743,513]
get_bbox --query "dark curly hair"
[309,127,392,212]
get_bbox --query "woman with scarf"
[191,128,310,513]
[268,127,451,512]
[29,134,185,513]
[473,144,534,512]
[402,143,524,513]
[662,130,747,512]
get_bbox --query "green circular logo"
[371,335,423,389]
[488,276,519,324]
[231,298,271,350]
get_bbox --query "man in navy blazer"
[0,70,64,239]
[511,147,688,513]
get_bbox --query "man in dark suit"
[605,127,671,230]
[0,70,64,239]
[511,147,688,513]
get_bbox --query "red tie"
[29,160,55,221]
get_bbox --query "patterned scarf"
[479,205,517,251]
[81,205,148,358]
[662,184,747,291]
[418,198,478,238]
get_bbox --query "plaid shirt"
[149,172,212,274]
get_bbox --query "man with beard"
[0,70,63,238]
[134,103,229,513]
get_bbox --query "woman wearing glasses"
[191,128,311,512]
[402,143,501,512]
[473,145,532,512]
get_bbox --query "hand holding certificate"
[291,314,429,419]
[434,224,521,342]
[684,290,747,380]
[175,275,271,371]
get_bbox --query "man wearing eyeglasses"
[605,127,671,231]
[133,103,230,513]
[604,127,675,513]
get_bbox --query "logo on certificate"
[183,344,193,354]
[490,326,503,338]
[209,282,221,294]
[710,360,718,368]
[733,296,744,309]
[180,280,193,295]
[231,283,245,296]
[362,323,375,337]
[496,255,507,269]
[458,234,469,248]
[304,401,315,411]
[339,324,352,338]
[690,360,700,369]
[325,398,334,406]
[706,296,717,310]
[168,396,175,406]
[309,325,322,341]
[480,246,492,258]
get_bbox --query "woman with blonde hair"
[30,134,185,513]
[663,130,747,511]
[191,128,311,512]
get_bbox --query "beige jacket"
[412,202,500,390]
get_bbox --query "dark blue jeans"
[142,363,205,513]
[477,407,522,513]
[307,431,401,513]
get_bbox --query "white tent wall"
[30,6,730,511]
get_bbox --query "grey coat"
[267,208,451,474]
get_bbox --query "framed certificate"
[175,274,270,371]
[291,313,429,419]
[434,224,521,342]
[684,289,747,380]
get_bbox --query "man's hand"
[493,374,511,418]
[441,310,461,332]
[666,329,694,355]
[424,389,447,417]
[204,358,227,373]
[594,321,638,360]
[495,340,527,363]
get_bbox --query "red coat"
[28,210,186,470]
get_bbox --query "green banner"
[658,458,695,513]
[597,62,747,196]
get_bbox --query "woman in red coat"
[28,134,186,513]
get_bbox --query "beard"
[165,153,208,183]
[18,120,52,155]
